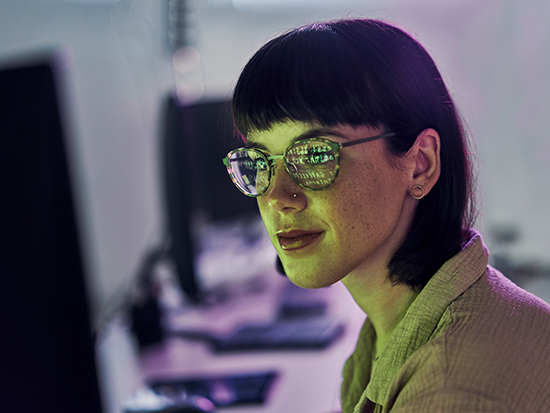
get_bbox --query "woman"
[223,19,550,412]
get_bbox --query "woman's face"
[247,120,418,289]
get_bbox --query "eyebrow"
[245,127,349,152]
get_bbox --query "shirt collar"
[365,230,490,405]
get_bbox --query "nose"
[264,159,307,214]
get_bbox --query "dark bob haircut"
[232,19,476,289]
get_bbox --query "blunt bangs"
[232,22,388,137]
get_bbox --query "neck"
[343,267,419,356]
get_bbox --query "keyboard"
[149,370,278,407]
[212,317,344,352]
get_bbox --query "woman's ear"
[409,128,441,197]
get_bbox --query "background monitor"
[161,96,263,303]
[0,54,103,413]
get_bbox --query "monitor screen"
[0,53,103,413]
[161,96,273,303]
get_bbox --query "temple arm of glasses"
[341,132,396,148]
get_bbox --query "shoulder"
[445,265,550,353]
[386,267,550,412]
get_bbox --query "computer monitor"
[161,96,263,303]
[0,53,103,413]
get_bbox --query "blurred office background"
[2,0,550,412]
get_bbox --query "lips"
[276,230,323,251]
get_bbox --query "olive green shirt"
[341,231,550,413]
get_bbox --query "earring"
[293,193,297,198]
[410,185,425,200]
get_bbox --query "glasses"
[222,132,395,197]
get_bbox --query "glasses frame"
[223,131,396,197]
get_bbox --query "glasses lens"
[286,140,337,190]
[226,149,270,196]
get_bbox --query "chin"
[285,267,341,290]
[278,251,347,289]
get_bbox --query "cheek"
[327,165,403,243]
[256,198,272,229]
[256,198,281,245]
[329,189,376,242]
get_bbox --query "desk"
[139,275,365,413]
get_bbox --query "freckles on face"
[251,121,413,289]
[325,152,406,260]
